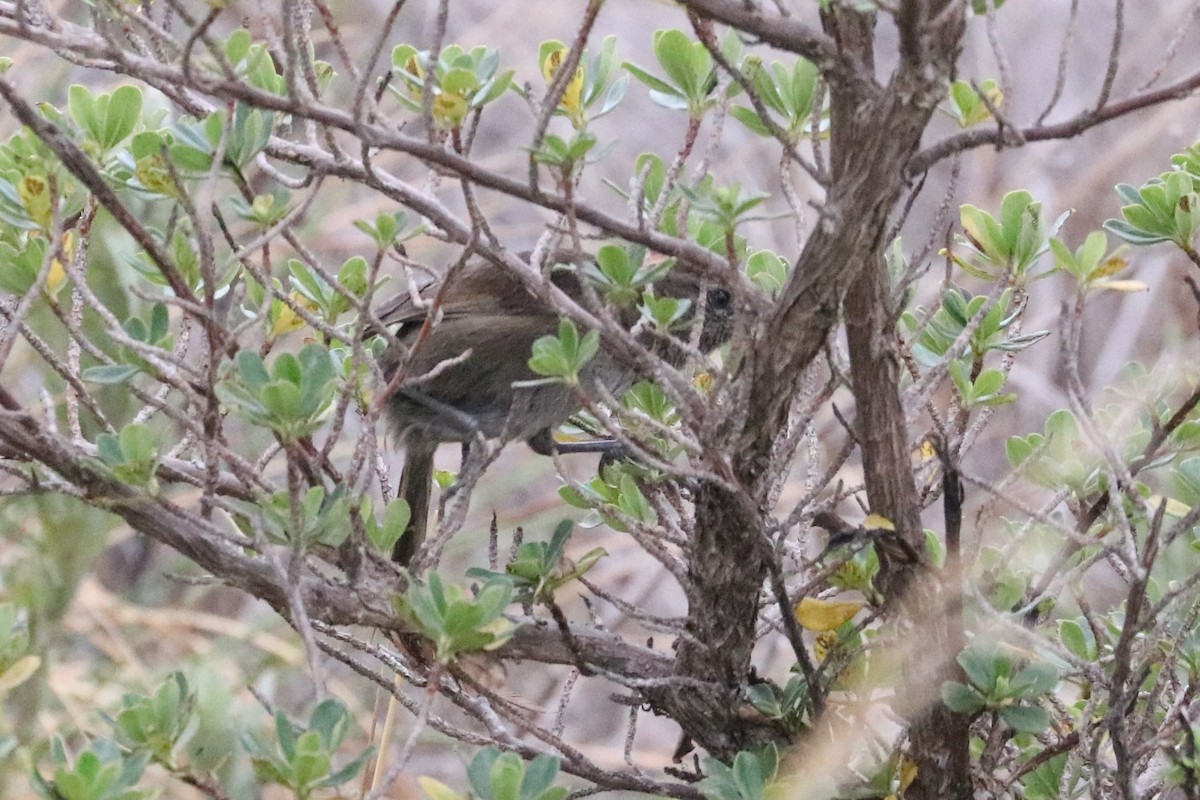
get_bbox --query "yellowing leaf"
[969,84,1003,125]
[432,92,469,127]
[959,209,987,251]
[403,54,424,82]
[542,46,585,126]
[562,71,584,121]
[434,469,456,490]
[269,295,309,339]
[46,258,67,298]
[812,630,837,663]
[398,53,425,100]
[18,174,52,230]
[419,776,466,800]
[541,47,566,83]
[1149,495,1192,518]
[919,440,936,460]
[479,617,517,650]
[1093,253,1130,279]
[136,153,179,198]
[897,756,919,792]
[795,597,864,632]
[863,513,895,531]
[46,230,74,298]
[0,655,40,694]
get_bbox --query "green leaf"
[236,351,271,391]
[595,244,634,285]
[924,529,946,568]
[940,681,985,714]
[368,498,411,554]
[467,749,502,799]
[67,85,98,141]
[118,423,157,463]
[729,105,772,136]
[732,751,765,800]
[746,250,788,296]
[521,755,560,800]
[623,62,682,99]
[97,433,123,466]
[100,85,142,151]
[958,645,1002,692]
[1022,753,1068,800]
[489,752,524,800]
[1104,218,1172,245]
[999,703,1049,733]
[275,710,297,761]
[309,698,349,749]
[527,319,597,384]
[1059,619,1091,660]
[1010,661,1058,697]
[654,30,708,102]
[82,364,141,384]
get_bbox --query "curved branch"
[0,396,674,681]
[677,0,872,91]
[909,67,1200,176]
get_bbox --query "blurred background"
[3,0,1200,796]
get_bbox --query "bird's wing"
[373,251,593,336]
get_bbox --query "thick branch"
[639,0,967,760]
[677,0,874,92]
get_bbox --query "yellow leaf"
[61,229,76,260]
[964,85,1003,126]
[399,54,425,101]
[17,174,52,230]
[136,153,179,198]
[46,258,67,297]
[897,756,919,792]
[795,597,864,632]
[1149,495,1191,518]
[419,776,466,800]
[863,513,895,531]
[269,293,312,339]
[45,230,74,298]
[919,440,936,460]
[541,48,566,84]
[542,46,585,126]
[812,630,837,662]
[403,54,424,81]
[959,210,986,251]
[432,92,469,127]
[561,69,584,117]
[0,655,40,694]
[1093,251,1131,279]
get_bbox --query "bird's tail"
[395,437,436,566]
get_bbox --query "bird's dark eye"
[707,288,732,310]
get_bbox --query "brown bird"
[375,249,733,566]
